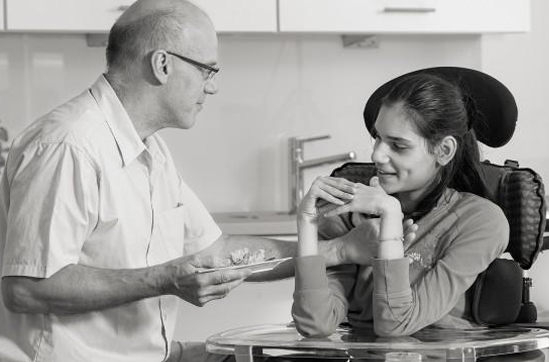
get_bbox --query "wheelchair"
[249,67,548,362]
[325,66,546,327]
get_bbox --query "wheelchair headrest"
[363,67,517,148]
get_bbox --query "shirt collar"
[90,75,151,167]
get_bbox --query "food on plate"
[197,249,289,274]
[229,248,269,266]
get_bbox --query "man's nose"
[204,78,218,95]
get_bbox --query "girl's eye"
[392,143,408,151]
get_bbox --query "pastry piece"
[229,248,266,266]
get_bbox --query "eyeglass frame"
[166,51,219,80]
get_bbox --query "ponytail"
[450,130,487,198]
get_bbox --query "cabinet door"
[194,0,277,33]
[0,1,4,30]
[5,0,277,33]
[6,0,135,32]
[279,0,530,34]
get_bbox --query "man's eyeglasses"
[166,51,219,81]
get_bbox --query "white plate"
[198,257,293,274]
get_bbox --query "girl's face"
[371,103,440,211]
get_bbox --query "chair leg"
[516,271,537,323]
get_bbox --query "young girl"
[292,73,509,338]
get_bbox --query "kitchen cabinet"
[4,0,277,33]
[193,0,277,33]
[5,0,134,33]
[3,0,530,35]
[279,0,530,34]
[0,0,4,30]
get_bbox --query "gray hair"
[106,9,188,72]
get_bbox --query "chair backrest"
[478,160,546,269]
[327,161,546,270]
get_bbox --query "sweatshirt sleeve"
[371,197,509,336]
[292,255,356,338]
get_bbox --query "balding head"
[106,0,215,74]
[115,0,208,28]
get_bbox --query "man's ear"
[150,50,170,84]
[435,135,457,166]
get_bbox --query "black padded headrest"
[363,67,517,148]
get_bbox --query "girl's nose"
[371,142,389,164]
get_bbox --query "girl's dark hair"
[380,73,487,219]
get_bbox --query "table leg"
[234,345,254,362]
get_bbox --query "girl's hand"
[322,176,401,219]
[298,177,356,219]
[337,217,418,265]
[297,176,355,257]
[403,218,418,244]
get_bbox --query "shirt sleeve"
[292,255,356,338]
[177,175,221,256]
[2,141,99,278]
[371,199,509,336]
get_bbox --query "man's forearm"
[2,263,169,315]
[222,234,343,263]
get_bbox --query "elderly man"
[0,1,413,361]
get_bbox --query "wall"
[0,33,483,212]
[0,0,548,342]
[162,33,483,213]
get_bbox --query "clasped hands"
[299,175,399,219]
[299,176,418,264]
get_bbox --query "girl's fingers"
[402,218,418,244]
[316,177,357,194]
[310,179,354,205]
[403,219,418,233]
[316,188,347,205]
[317,202,342,216]
[369,176,388,195]
[319,186,354,202]
[404,224,418,233]
[302,177,359,217]
[323,203,352,217]
[404,232,416,244]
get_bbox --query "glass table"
[206,323,549,361]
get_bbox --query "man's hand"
[163,256,251,307]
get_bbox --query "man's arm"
[207,232,357,282]
[1,255,250,315]
[214,217,417,281]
